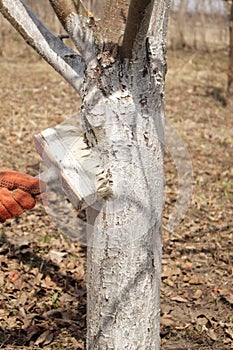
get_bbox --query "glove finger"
[12,189,36,210]
[0,188,24,216]
[0,170,46,195]
[0,202,12,222]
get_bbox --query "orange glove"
[0,170,46,223]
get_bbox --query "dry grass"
[168,14,228,52]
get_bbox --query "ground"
[0,31,232,349]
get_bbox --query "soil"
[0,30,232,349]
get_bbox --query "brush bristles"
[56,124,113,200]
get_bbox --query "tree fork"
[119,0,152,58]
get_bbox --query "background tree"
[177,0,187,48]
[225,0,233,97]
[0,0,170,348]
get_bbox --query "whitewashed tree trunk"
[0,0,170,348]
[85,56,165,348]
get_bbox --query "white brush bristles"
[55,124,113,200]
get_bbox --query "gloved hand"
[0,170,46,223]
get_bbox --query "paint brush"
[34,123,112,210]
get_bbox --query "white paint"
[0,0,85,92]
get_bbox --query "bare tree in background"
[225,0,233,97]
[0,0,170,348]
[168,0,228,52]
[177,0,187,48]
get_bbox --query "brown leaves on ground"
[0,223,86,349]
[161,50,233,350]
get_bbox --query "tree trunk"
[177,0,187,49]
[85,58,164,348]
[0,0,170,348]
[227,0,233,97]
[83,1,169,347]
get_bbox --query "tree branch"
[49,0,97,67]
[98,0,130,52]
[49,0,78,28]
[119,0,170,60]
[0,0,85,93]
[120,0,152,59]
[148,0,170,46]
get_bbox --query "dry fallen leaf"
[8,271,21,283]
[171,295,189,303]
[196,315,208,327]
[8,270,23,289]
[189,275,203,285]
[0,272,5,287]
[161,315,174,327]
[218,289,233,306]
[193,289,203,299]
[162,266,181,278]
[41,275,61,290]
[35,329,54,346]
[26,325,42,341]
[225,328,233,340]
[163,278,175,287]
[49,249,67,264]
[207,328,218,341]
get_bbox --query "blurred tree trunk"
[227,0,233,97]
[0,0,170,348]
[177,0,187,48]
[199,1,209,52]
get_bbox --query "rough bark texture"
[82,1,169,348]
[120,0,152,58]
[49,0,77,28]
[84,57,165,348]
[100,0,130,47]
[0,0,170,348]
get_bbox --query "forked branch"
[49,0,97,67]
[120,0,170,60]
[120,0,152,59]
[0,0,85,92]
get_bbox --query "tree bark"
[0,0,170,348]
[83,1,169,348]
[120,0,152,58]
[85,57,165,347]
[100,0,130,48]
